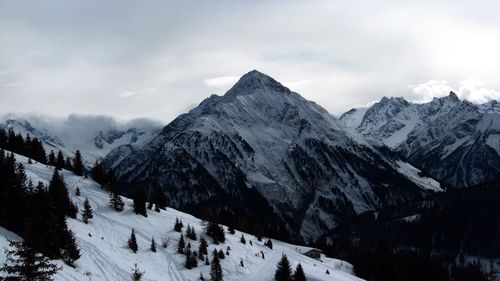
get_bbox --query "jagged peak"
[224,70,290,98]
[376,96,410,107]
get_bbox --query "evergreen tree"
[199,236,208,258]
[61,230,80,265]
[48,150,56,166]
[48,169,72,217]
[205,222,225,244]
[154,204,160,213]
[150,237,157,253]
[81,198,93,224]
[210,249,223,281]
[133,188,147,217]
[131,263,144,281]
[56,150,65,170]
[190,251,198,268]
[1,239,61,280]
[274,254,292,281]
[75,187,80,196]
[266,239,273,250]
[186,225,197,240]
[153,190,167,210]
[240,259,244,267]
[109,191,124,211]
[128,229,138,253]
[228,226,235,235]
[185,247,193,269]
[177,234,185,254]
[240,234,246,244]
[293,263,307,281]
[218,249,225,259]
[65,157,73,171]
[174,218,183,232]
[73,150,84,176]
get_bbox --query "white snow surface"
[0,152,363,281]
[395,161,443,192]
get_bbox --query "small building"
[303,249,323,260]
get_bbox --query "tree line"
[0,149,81,279]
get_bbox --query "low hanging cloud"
[203,76,240,89]
[409,78,500,104]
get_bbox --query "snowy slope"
[0,115,162,166]
[0,152,363,281]
[102,70,440,242]
[340,92,500,188]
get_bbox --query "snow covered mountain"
[101,70,440,242]
[0,115,162,166]
[340,93,500,188]
[0,152,363,281]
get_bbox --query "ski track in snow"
[0,153,363,281]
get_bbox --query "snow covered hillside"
[0,152,363,281]
[0,115,162,166]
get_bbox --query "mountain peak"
[224,70,290,98]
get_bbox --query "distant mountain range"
[3,71,498,242]
[340,92,500,188]
[0,115,162,166]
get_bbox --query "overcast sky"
[1,0,500,122]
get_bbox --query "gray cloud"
[1,0,499,122]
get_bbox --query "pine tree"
[240,259,244,267]
[199,236,208,258]
[274,254,292,281]
[1,240,61,280]
[210,249,223,281]
[266,239,273,250]
[177,234,185,254]
[73,150,84,176]
[48,150,56,166]
[293,263,307,281]
[205,222,225,244]
[131,263,144,281]
[153,190,167,210]
[61,230,81,265]
[56,150,65,170]
[228,226,235,235]
[65,156,73,171]
[48,169,73,217]
[218,249,225,259]
[190,251,198,268]
[128,229,138,253]
[109,191,124,211]
[174,218,183,232]
[186,225,197,240]
[185,247,193,269]
[325,269,330,275]
[150,237,157,253]
[240,234,246,244]
[75,187,80,196]
[81,198,93,224]
[133,188,147,217]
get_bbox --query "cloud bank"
[1,0,499,121]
